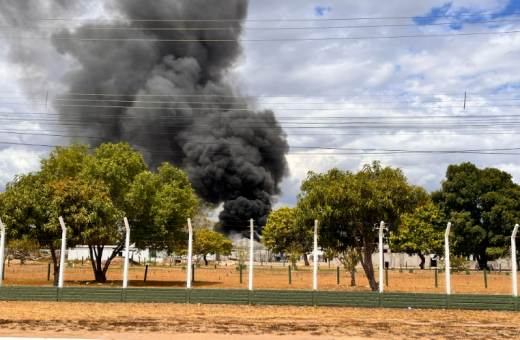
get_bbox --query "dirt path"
[0,301,519,339]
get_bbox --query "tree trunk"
[359,239,378,291]
[49,242,60,287]
[477,251,490,270]
[418,251,426,269]
[303,253,310,266]
[204,254,208,266]
[88,243,124,283]
[349,267,356,286]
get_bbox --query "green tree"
[1,142,199,284]
[193,228,233,265]
[297,161,428,291]
[431,162,520,269]
[389,201,445,269]
[263,207,313,266]
[6,235,40,258]
[46,177,121,284]
[0,173,118,285]
[337,246,360,286]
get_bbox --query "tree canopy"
[297,161,428,291]
[0,142,199,284]
[193,228,233,265]
[263,207,312,266]
[431,162,520,269]
[389,201,445,269]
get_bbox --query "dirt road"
[0,301,518,339]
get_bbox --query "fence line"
[0,218,519,298]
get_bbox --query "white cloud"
[2,0,520,214]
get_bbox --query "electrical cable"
[1,29,520,42]
[3,18,520,31]
[3,11,520,22]
[6,95,520,105]
[7,101,520,111]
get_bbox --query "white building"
[67,244,155,261]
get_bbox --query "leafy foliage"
[432,162,520,268]
[297,161,428,291]
[390,201,445,268]
[337,246,361,286]
[440,255,470,273]
[193,228,233,265]
[0,142,199,284]
[263,207,312,266]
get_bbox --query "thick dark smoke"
[3,0,290,237]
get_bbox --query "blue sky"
[314,6,331,16]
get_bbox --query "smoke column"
[2,0,290,236]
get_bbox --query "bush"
[439,255,470,273]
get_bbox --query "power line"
[6,95,520,105]
[3,124,520,136]
[2,11,520,22]
[3,130,520,151]
[2,29,520,42]
[7,110,520,119]
[2,139,520,156]
[7,101,520,111]
[3,18,520,31]
[3,90,519,98]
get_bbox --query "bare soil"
[3,261,517,294]
[0,301,519,339]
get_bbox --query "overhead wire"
[2,29,520,42]
[4,90,520,97]
[3,11,520,22]
[8,101,520,111]
[4,95,520,105]
[3,18,520,31]
[2,139,520,156]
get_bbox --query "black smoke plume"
[3,0,290,237]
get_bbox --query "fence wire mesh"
[1,244,519,296]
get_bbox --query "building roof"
[232,238,267,251]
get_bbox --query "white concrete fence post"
[379,221,384,293]
[58,217,67,288]
[249,219,254,291]
[512,224,519,296]
[445,222,451,295]
[313,220,318,291]
[0,218,5,287]
[123,217,130,289]
[187,218,193,289]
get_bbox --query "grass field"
[1,259,518,295]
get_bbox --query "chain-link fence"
[2,241,519,296]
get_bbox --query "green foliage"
[440,255,470,273]
[485,247,509,261]
[0,142,199,283]
[390,201,445,261]
[263,207,312,261]
[45,178,121,248]
[322,247,338,262]
[337,246,360,286]
[234,244,249,265]
[193,228,233,265]
[6,235,40,256]
[432,162,520,268]
[297,161,428,291]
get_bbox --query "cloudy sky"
[1,0,520,214]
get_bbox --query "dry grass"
[3,260,517,295]
[0,301,519,339]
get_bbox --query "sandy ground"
[0,301,519,339]
[3,261,517,294]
